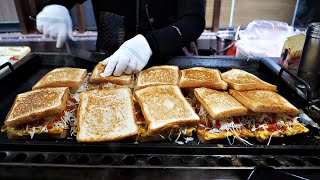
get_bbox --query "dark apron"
[96,0,198,56]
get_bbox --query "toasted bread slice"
[136,65,179,89]
[89,62,133,85]
[229,89,299,116]
[221,69,277,91]
[77,88,138,142]
[179,67,228,90]
[194,87,247,120]
[134,85,200,132]
[32,68,87,93]
[5,87,69,127]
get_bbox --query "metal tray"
[0,53,37,80]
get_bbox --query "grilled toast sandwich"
[77,88,138,142]
[3,87,75,139]
[195,88,308,144]
[230,89,308,141]
[134,85,199,142]
[229,90,299,116]
[194,88,250,143]
[32,68,87,93]
[179,67,228,90]
[221,69,277,91]
[89,62,134,86]
[136,66,179,90]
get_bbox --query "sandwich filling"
[101,80,135,89]
[197,105,309,144]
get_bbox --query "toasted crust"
[32,68,87,92]
[136,65,179,90]
[134,85,200,132]
[5,87,69,127]
[221,69,277,91]
[7,129,69,140]
[89,62,133,85]
[76,88,138,142]
[229,89,300,116]
[194,88,247,120]
[179,67,228,90]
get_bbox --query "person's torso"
[91,0,178,39]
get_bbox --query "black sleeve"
[44,0,87,10]
[143,0,206,61]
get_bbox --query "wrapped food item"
[280,33,306,70]
[0,46,31,60]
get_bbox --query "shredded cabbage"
[184,137,194,143]
[76,73,91,93]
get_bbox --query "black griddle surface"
[0,54,319,155]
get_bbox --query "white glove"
[101,34,153,77]
[36,5,73,48]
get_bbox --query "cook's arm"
[143,0,206,62]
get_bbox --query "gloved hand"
[101,34,153,77]
[36,5,73,48]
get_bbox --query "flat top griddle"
[2,54,320,180]
[0,54,319,156]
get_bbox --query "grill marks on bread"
[136,66,179,89]
[11,91,60,118]
[32,68,87,90]
[222,69,277,91]
[5,87,69,127]
[194,88,247,120]
[229,90,299,116]
[134,85,199,132]
[89,62,133,85]
[179,67,228,90]
[77,88,138,142]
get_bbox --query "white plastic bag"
[236,20,298,57]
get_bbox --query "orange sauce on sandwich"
[136,113,145,123]
[214,120,220,129]
[47,113,64,129]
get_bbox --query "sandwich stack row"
[2,63,309,144]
